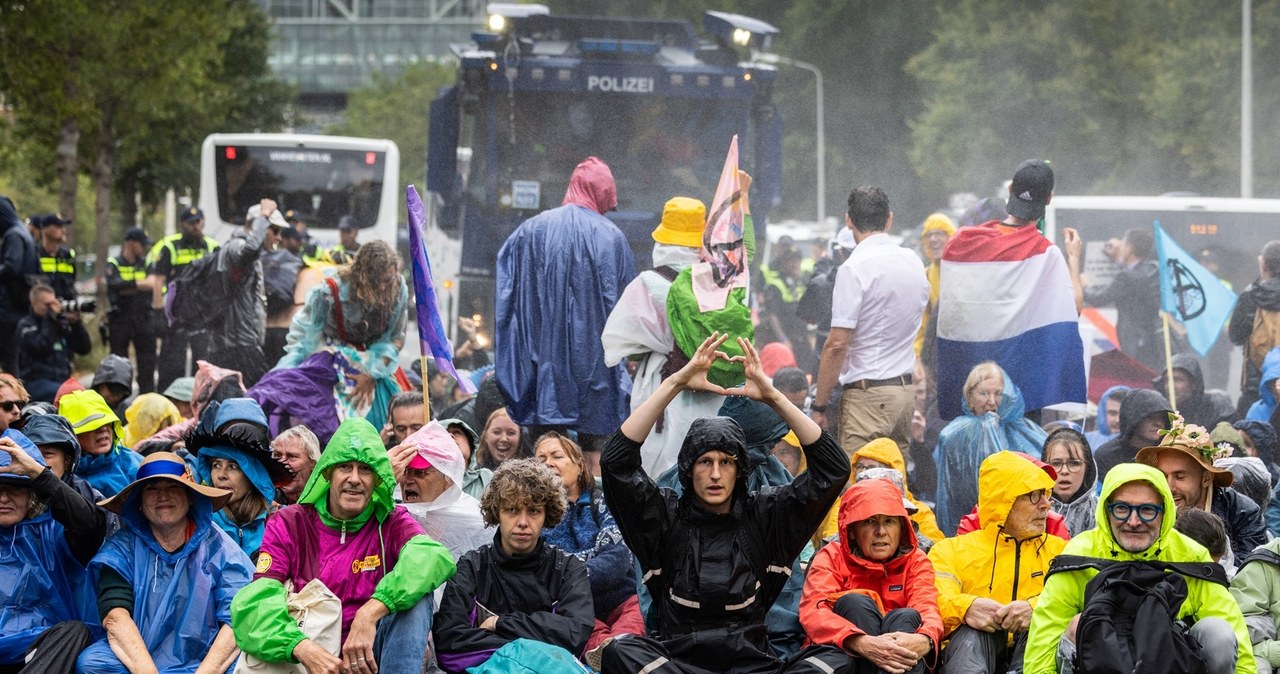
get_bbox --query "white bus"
[198,133,400,249]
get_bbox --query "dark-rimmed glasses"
[1106,501,1164,523]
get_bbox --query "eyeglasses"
[0,400,23,413]
[1022,489,1049,505]
[1106,501,1164,523]
[1048,459,1086,473]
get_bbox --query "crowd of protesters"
[2,154,1280,674]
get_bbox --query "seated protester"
[770,430,805,478]
[1025,464,1253,674]
[231,418,456,674]
[78,452,252,674]
[270,425,320,506]
[476,408,527,472]
[389,420,491,559]
[798,478,943,674]
[1136,413,1267,566]
[1094,388,1173,482]
[953,452,1074,542]
[1084,385,1130,451]
[58,390,142,498]
[1155,353,1237,429]
[1176,507,1230,565]
[23,414,120,537]
[433,458,595,673]
[534,432,645,653]
[856,467,936,552]
[145,360,246,456]
[817,438,945,545]
[647,393,812,660]
[187,398,293,558]
[90,354,134,419]
[121,393,184,450]
[1234,420,1280,538]
[0,434,105,673]
[929,451,1068,674]
[1043,427,1098,537]
[595,334,850,674]
[1231,536,1280,674]
[442,417,492,500]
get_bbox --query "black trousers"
[108,312,156,393]
[788,594,926,674]
[263,326,290,368]
[0,620,93,674]
[206,345,267,388]
[157,328,210,393]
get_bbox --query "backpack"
[665,265,753,388]
[1046,555,1228,674]
[1249,307,1280,370]
[262,251,302,316]
[165,250,229,330]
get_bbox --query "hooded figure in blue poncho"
[1084,384,1130,451]
[77,452,253,674]
[0,430,105,672]
[188,398,292,558]
[495,157,637,446]
[934,362,1048,536]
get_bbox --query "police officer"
[284,209,325,267]
[32,213,76,302]
[147,206,219,392]
[105,228,158,393]
[327,215,361,264]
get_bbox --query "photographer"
[16,284,91,402]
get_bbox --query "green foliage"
[328,61,456,220]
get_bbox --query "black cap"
[338,215,358,231]
[283,209,299,224]
[124,227,150,246]
[179,206,204,224]
[279,226,303,241]
[1006,159,1054,221]
[32,213,70,229]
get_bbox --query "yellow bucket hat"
[651,197,706,249]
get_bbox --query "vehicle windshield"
[469,92,747,212]
[214,144,387,229]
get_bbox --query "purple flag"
[407,185,475,395]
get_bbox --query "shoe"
[584,636,614,671]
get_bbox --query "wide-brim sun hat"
[98,452,232,514]
[1135,413,1233,488]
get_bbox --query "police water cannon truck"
[424,4,784,342]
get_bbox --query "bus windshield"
[214,144,387,229]
[470,92,748,212]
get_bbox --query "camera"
[63,297,97,314]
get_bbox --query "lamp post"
[1242,0,1253,198]
[754,52,825,224]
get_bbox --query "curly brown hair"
[480,458,567,529]
[337,240,402,337]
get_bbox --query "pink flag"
[692,136,747,311]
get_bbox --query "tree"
[329,61,456,222]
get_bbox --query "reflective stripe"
[70,412,106,429]
[668,591,700,609]
[641,568,662,583]
[803,656,837,674]
[39,257,75,274]
[724,594,757,611]
[637,657,670,674]
[109,259,146,281]
[766,564,792,576]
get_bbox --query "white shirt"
[829,233,929,382]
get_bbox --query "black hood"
[1247,278,1280,311]
[717,396,788,471]
[0,196,20,235]
[1118,388,1173,442]
[91,354,134,393]
[676,416,750,497]
[21,414,82,481]
[1153,353,1205,399]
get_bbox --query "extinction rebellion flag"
[1153,220,1237,356]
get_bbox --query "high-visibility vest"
[39,247,75,276]
[107,256,147,282]
[147,234,219,275]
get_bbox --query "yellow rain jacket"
[1024,463,1255,673]
[817,438,944,543]
[928,451,1066,638]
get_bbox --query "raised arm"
[618,331,731,443]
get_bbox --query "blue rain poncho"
[76,482,253,673]
[934,366,1048,536]
[0,431,98,665]
[494,158,637,435]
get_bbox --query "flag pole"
[422,357,431,423]
[1161,312,1177,409]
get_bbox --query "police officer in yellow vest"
[146,206,220,392]
[32,213,76,302]
[105,227,158,393]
